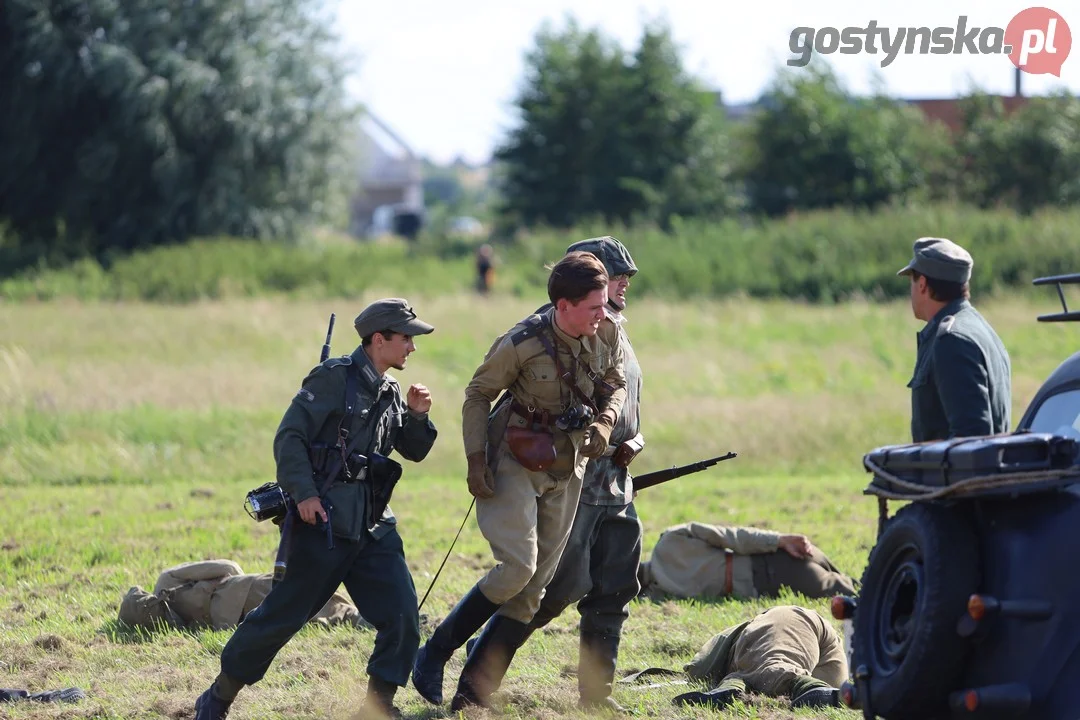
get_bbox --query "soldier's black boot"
[411,584,500,705]
[579,632,626,713]
[358,676,403,720]
[450,614,533,711]
[194,673,243,720]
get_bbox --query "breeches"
[475,450,584,623]
[525,501,643,637]
[751,545,856,599]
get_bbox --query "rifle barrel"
[632,452,737,491]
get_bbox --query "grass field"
[1,290,1076,719]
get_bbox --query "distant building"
[350,112,424,239]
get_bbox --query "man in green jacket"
[898,237,1012,442]
[194,298,439,720]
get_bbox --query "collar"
[548,306,592,356]
[351,345,389,392]
[604,305,626,325]
[918,298,970,342]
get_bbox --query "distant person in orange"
[476,244,495,294]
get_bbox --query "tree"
[492,17,736,231]
[0,0,357,272]
[955,91,1080,213]
[738,63,954,216]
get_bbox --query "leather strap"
[535,329,601,414]
[509,399,557,430]
[724,549,735,596]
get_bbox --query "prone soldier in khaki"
[194,299,438,720]
[412,251,627,711]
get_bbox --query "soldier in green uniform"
[412,251,627,711]
[669,605,848,710]
[897,237,1012,441]
[464,236,645,712]
[194,298,439,720]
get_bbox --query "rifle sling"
[317,362,365,498]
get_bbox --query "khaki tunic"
[641,522,780,599]
[461,307,626,622]
[154,560,366,630]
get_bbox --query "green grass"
[0,291,1075,718]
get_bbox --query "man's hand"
[296,497,328,525]
[779,534,812,559]
[580,412,615,458]
[466,452,495,499]
[407,384,432,414]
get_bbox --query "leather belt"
[724,549,735,595]
[510,399,558,430]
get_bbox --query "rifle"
[632,452,737,492]
[271,312,336,585]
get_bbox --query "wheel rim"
[873,541,923,673]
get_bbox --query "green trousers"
[220,522,420,687]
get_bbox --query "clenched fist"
[407,383,432,414]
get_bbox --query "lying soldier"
[118,559,371,631]
[673,605,848,709]
[638,522,856,601]
[621,605,848,710]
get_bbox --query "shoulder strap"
[535,329,598,413]
[318,362,363,497]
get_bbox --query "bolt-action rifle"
[632,452,737,491]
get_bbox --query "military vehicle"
[834,273,1080,720]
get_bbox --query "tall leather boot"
[450,614,533,711]
[411,584,500,705]
[579,632,625,712]
[357,676,402,720]
[194,673,243,720]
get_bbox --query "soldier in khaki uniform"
[638,522,856,601]
[671,605,848,710]
[118,559,371,632]
[898,237,1012,441]
[194,298,439,720]
[413,251,627,711]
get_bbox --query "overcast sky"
[336,1,1078,164]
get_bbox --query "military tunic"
[218,345,437,689]
[909,298,1012,442]
[461,305,626,623]
[638,522,855,600]
[685,606,848,699]
[524,307,644,638]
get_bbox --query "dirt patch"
[34,634,68,652]
[2,541,18,551]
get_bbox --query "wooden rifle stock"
[632,452,737,491]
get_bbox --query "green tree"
[956,91,1080,213]
[0,0,357,272]
[492,17,736,231]
[738,63,954,216]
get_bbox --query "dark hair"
[911,270,970,302]
[547,251,608,304]
[361,330,396,347]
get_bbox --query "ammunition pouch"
[506,426,557,472]
[361,451,403,525]
[613,434,646,469]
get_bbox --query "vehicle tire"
[853,502,980,719]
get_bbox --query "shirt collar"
[351,345,389,392]
[918,298,970,342]
[547,306,591,355]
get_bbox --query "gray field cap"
[354,298,434,338]
[897,237,973,284]
[566,236,638,277]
